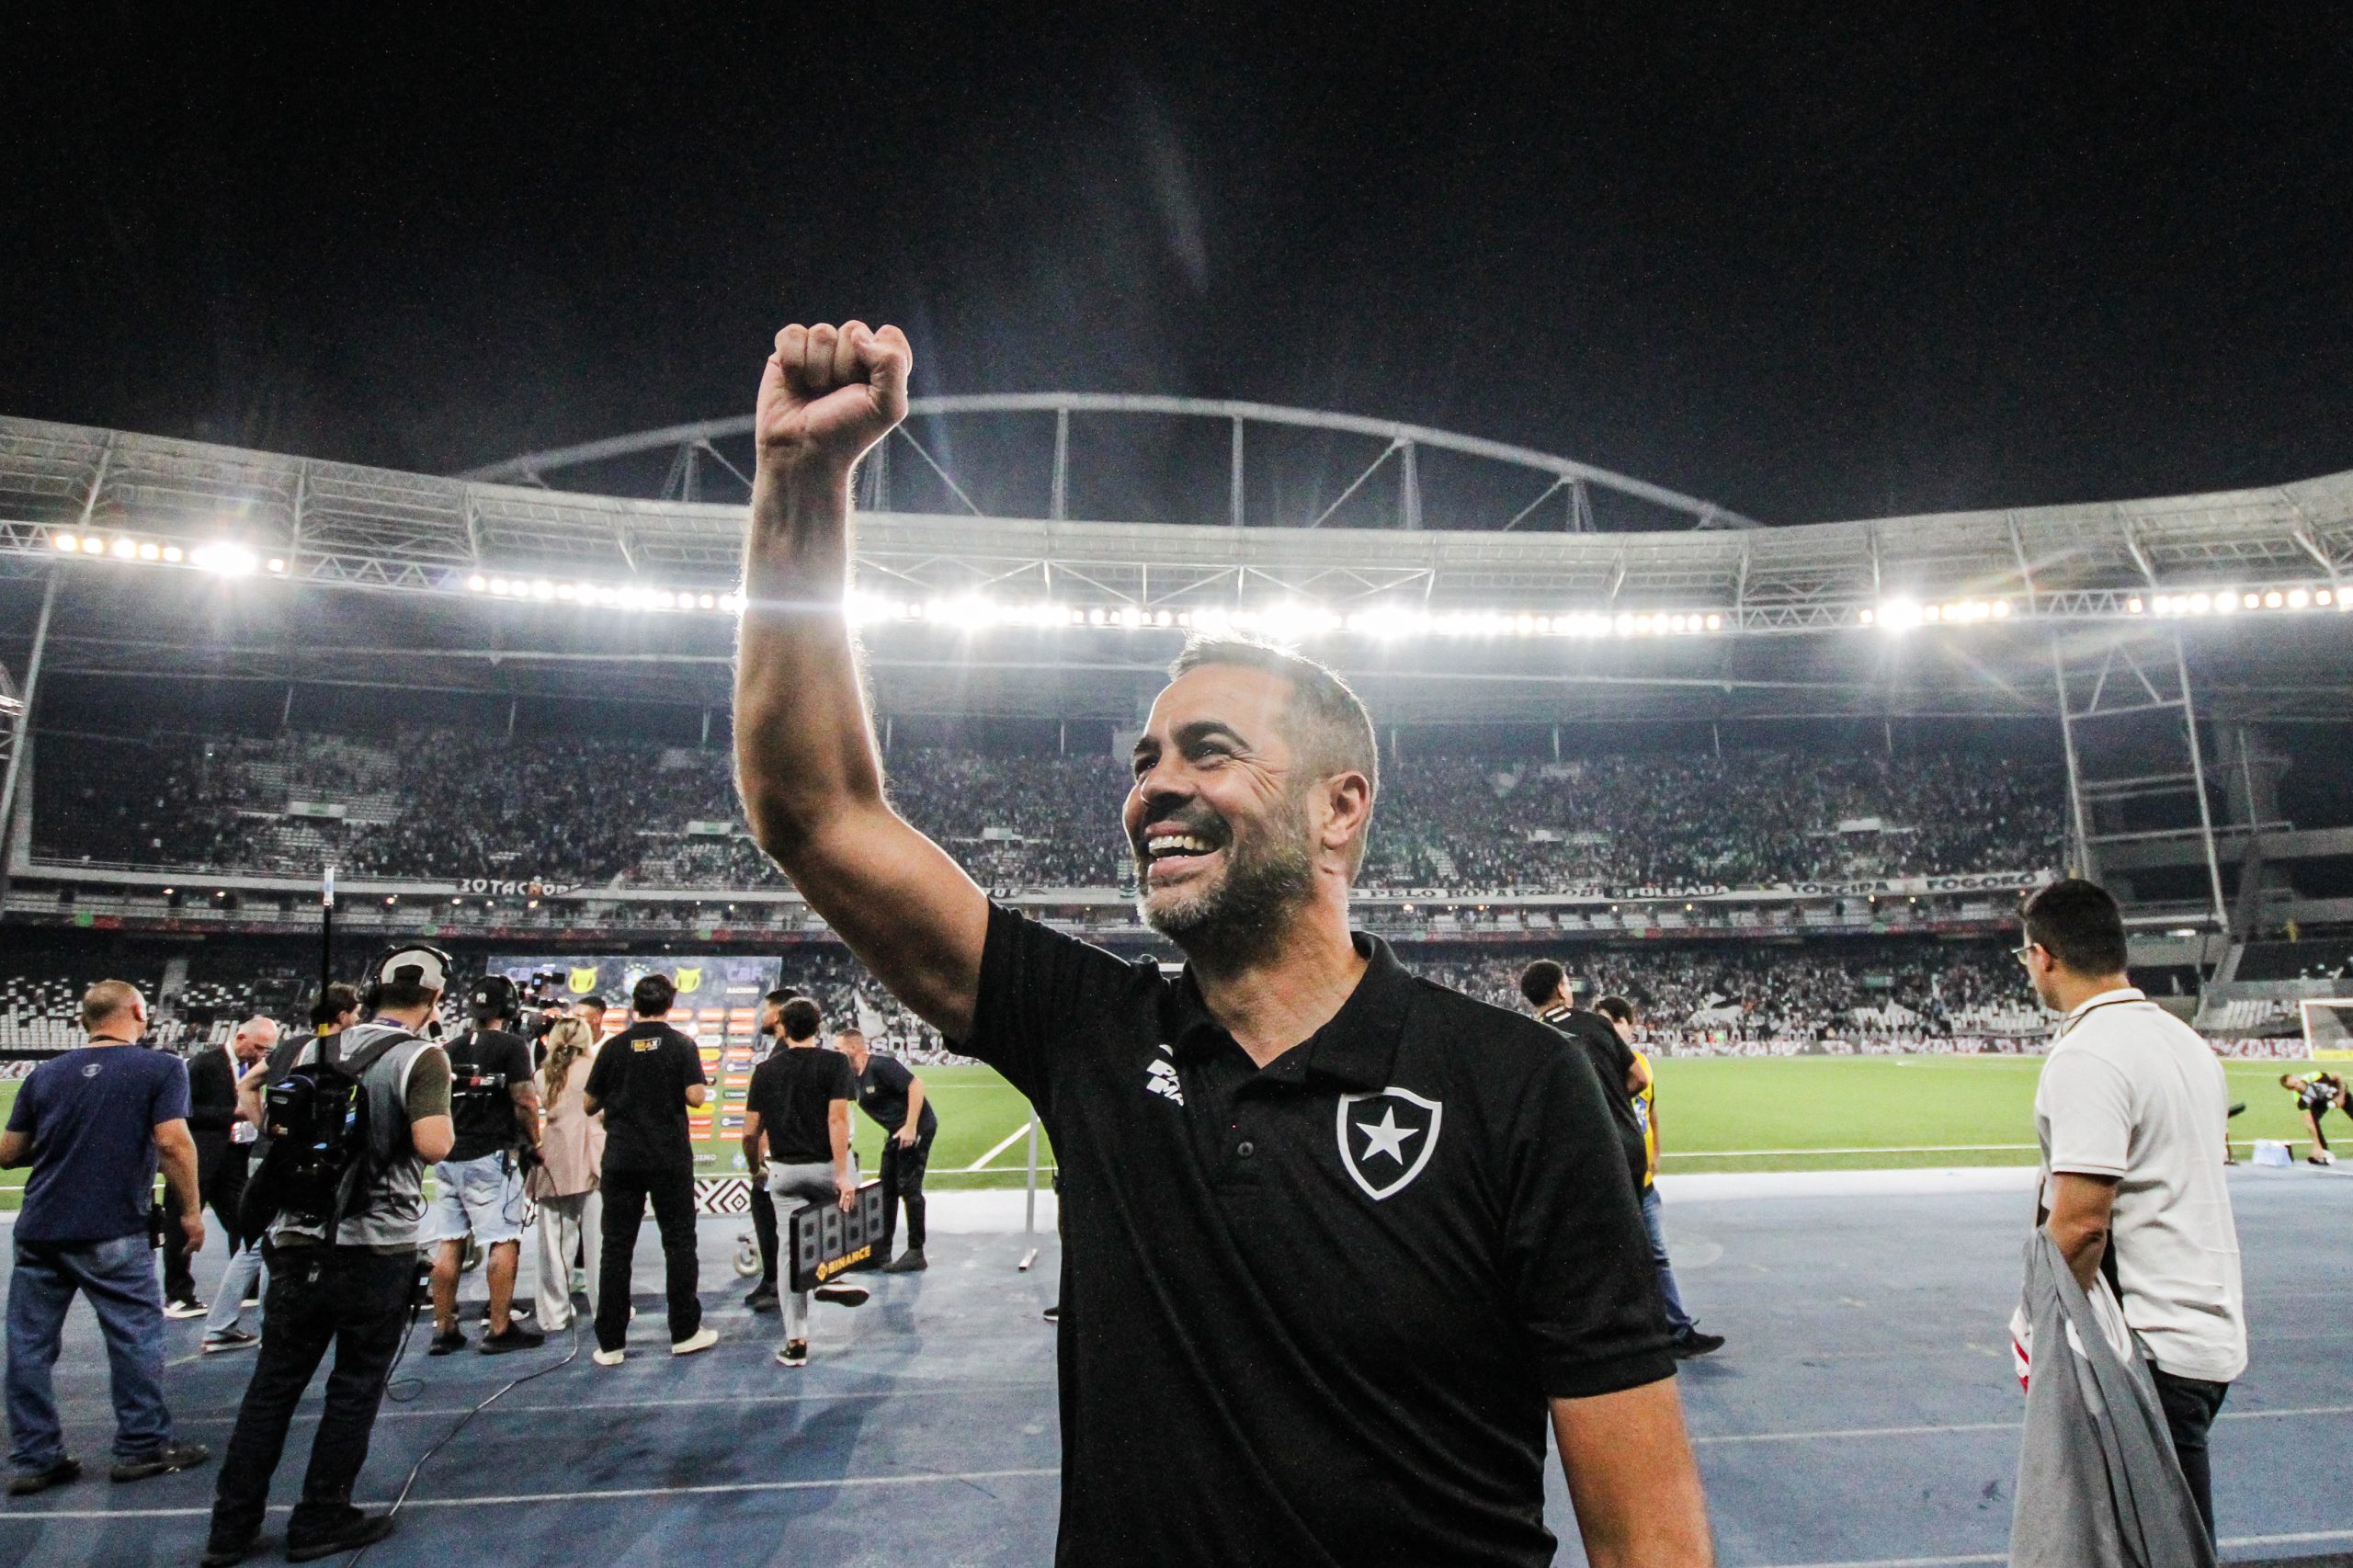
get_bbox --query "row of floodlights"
[51,528,2344,633]
[843,595,1726,639]
[468,574,740,613]
[51,531,284,575]
[2131,586,2343,616]
[1863,598,2013,629]
[1867,585,2344,630]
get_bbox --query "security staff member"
[737,326,1706,1568]
[838,1028,936,1272]
[1519,960,1652,1198]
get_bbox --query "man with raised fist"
[734,322,1711,1567]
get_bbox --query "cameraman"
[206,946,454,1566]
[422,976,544,1356]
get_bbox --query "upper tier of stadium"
[6,403,2352,632]
[8,404,2353,732]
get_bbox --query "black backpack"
[237,1028,417,1237]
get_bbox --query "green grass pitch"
[0,1055,2323,1208]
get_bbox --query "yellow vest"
[1631,1048,1656,1189]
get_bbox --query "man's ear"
[1319,769,1374,856]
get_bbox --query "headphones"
[366,942,454,1003]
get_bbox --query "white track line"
[965,1119,1035,1172]
[1665,1144,2040,1158]
[0,1466,1064,1521]
[1693,1402,2350,1447]
[1740,1529,2353,1568]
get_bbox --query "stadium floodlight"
[190,542,259,575]
[52,531,77,551]
[80,536,106,555]
[1874,598,1924,631]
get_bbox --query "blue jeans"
[202,1239,269,1342]
[6,1234,177,1471]
[1638,1187,1696,1338]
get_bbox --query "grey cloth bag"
[2009,1231,2215,1568]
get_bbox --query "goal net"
[2297,998,2353,1061]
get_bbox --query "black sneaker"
[745,1283,779,1312]
[7,1457,81,1496]
[1041,1304,1061,1324]
[286,1508,396,1562]
[108,1440,210,1483]
[200,1329,261,1354]
[881,1247,927,1273]
[427,1327,467,1357]
[199,1532,256,1568]
[1672,1331,1726,1359]
[480,1322,547,1355]
[813,1282,870,1307]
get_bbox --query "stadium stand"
[31,729,2065,893]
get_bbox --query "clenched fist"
[755,321,912,475]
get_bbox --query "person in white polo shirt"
[2018,877,2245,1546]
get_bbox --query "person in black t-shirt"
[741,997,867,1368]
[741,987,798,1312]
[421,976,544,1356]
[735,326,1706,1568]
[580,974,714,1364]
[839,1028,936,1272]
[1519,960,1652,1198]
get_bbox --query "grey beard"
[1140,832,1316,963]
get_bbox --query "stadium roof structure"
[3,405,2352,732]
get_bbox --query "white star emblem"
[1354,1107,1422,1165]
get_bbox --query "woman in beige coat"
[531,1016,606,1332]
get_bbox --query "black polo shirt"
[1538,1003,1651,1193]
[856,1053,938,1140]
[961,903,1673,1568]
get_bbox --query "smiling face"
[1123,662,1363,957]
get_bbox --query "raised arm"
[734,321,989,1039]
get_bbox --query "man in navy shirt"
[733,320,1711,1565]
[2,980,211,1494]
[839,1028,936,1271]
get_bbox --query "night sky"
[6,8,2350,525]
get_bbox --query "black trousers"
[210,1244,412,1546]
[2152,1364,2229,1548]
[162,1153,250,1301]
[881,1131,933,1254]
[749,1182,779,1287]
[596,1166,701,1352]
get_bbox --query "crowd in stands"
[1366,751,2061,889]
[35,730,2063,893]
[1417,938,2043,1047]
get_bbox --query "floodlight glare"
[80,537,105,555]
[52,532,76,551]
[190,542,258,575]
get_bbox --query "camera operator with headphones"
[205,945,455,1567]
[421,974,545,1356]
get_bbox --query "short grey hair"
[1165,636,1381,871]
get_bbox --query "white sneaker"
[670,1326,719,1357]
[163,1298,208,1321]
[591,1347,625,1367]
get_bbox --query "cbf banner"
[488,954,781,1007]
